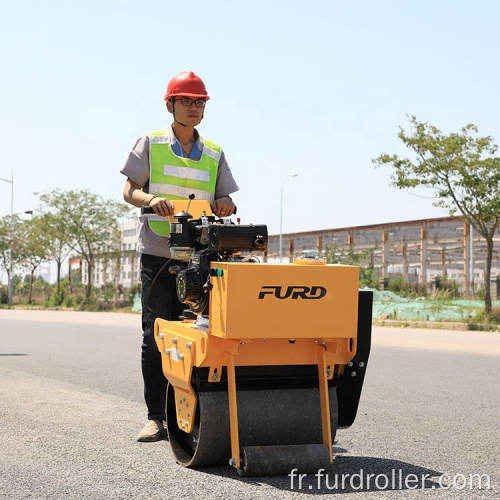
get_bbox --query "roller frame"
[155,321,356,472]
[154,260,373,475]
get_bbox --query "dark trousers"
[140,254,185,421]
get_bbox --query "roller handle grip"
[140,206,202,216]
[141,204,237,216]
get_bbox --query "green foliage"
[0,215,27,278]
[48,287,67,307]
[128,286,138,306]
[469,307,500,326]
[0,286,7,304]
[65,272,84,287]
[36,212,73,292]
[63,295,74,308]
[466,323,490,331]
[373,116,500,313]
[372,117,500,221]
[324,243,378,288]
[102,286,115,302]
[38,189,131,300]
[77,296,96,311]
[388,275,428,298]
[433,275,460,299]
[3,189,130,308]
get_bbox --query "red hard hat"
[164,71,210,101]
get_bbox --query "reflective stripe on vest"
[147,129,220,236]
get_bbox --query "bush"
[63,295,74,307]
[324,243,378,288]
[388,275,428,298]
[433,288,456,301]
[78,295,98,311]
[388,275,405,293]
[434,275,460,298]
[48,288,66,307]
[469,307,500,326]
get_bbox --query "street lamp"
[280,173,298,262]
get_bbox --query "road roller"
[148,198,372,476]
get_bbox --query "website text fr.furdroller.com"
[288,468,492,491]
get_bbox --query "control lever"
[185,193,196,214]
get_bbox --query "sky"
[2,0,500,238]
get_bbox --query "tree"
[324,243,378,288]
[372,116,500,313]
[0,216,10,279]
[0,215,28,303]
[36,213,73,295]
[38,189,130,301]
[17,217,49,304]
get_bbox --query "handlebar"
[140,205,237,216]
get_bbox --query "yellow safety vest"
[147,129,220,236]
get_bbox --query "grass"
[466,307,500,331]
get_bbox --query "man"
[121,71,238,442]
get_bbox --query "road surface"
[0,310,498,499]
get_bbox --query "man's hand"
[123,179,176,216]
[150,196,176,217]
[212,196,236,217]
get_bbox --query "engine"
[168,209,267,315]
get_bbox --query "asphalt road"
[1,310,499,500]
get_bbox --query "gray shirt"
[121,124,239,257]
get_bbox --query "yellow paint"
[226,353,241,469]
[168,199,213,220]
[209,263,359,339]
[154,262,360,468]
[318,348,333,463]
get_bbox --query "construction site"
[101,214,500,300]
[265,215,500,297]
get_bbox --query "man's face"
[168,97,206,126]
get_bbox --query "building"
[72,219,140,290]
[76,215,500,297]
[266,215,500,295]
[120,220,140,288]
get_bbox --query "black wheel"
[165,376,338,469]
[166,383,231,467]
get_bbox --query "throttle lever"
[185,193,196,214]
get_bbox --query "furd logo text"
[258,286,327,300]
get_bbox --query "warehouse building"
[77,215,500,297]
